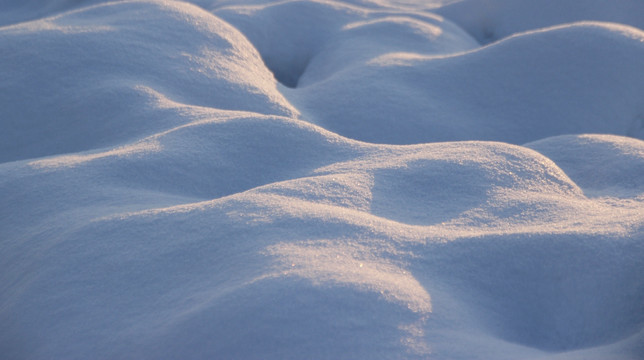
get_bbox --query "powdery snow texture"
[1,1,643,359]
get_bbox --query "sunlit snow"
[1,0,643,359]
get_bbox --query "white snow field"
[1,0,643,359]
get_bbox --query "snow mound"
[213,0,477,87]
[3,129,643,358]
[526,134,644,197]
[290,21,644,144]
[435,0,644,44]
[0,0,296,163]
[1,0,643,359]
[0,0,82,26]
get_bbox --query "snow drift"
[1,0,643,359]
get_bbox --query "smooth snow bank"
[288,21,644,144]
[2,116,643,359]
[435,0,644,44]
[1,0,643,359]
[0,0,82,26]
[212,0,478,87]
[0,0,296,163]
[526,134,644,197]
[207,0,644,144]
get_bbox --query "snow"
[1,0,643,359]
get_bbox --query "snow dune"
[1,0,643,359]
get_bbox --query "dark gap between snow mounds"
[262,53,310,88]
[214,0,378,90]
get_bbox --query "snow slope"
[1,0,643,359]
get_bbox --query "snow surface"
[1,0,643,359]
